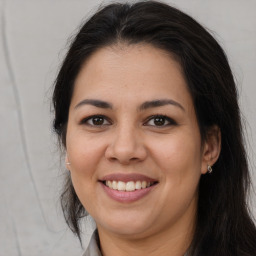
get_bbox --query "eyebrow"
[74,98,185,111]
[74,99,113,109]
[139,99,185,111]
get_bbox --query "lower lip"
[101,183,156,203]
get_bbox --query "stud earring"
[207,164,212,174]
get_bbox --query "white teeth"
[126,181,135,191]
[117,181,126,191]
[105,180,155,191]
[141,181,147,189]
[106,180,112,189]
[112,181,117,190]
[135,181,142,190]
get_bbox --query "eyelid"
[80,115,112,126]
[144,114,177,127]
[79,114,176,127]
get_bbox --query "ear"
[201,125,221,174]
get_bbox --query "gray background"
[1,0,255,255]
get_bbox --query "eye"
[144,115,176,127]
[81,115,111,126]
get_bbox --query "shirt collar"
[83,230,102,256]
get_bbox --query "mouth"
[101,180,158,192]
[99,174,158,203]
[99,173,159,193]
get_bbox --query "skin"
[66,43,220,256]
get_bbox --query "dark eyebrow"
[74,99,113,109]
[139,99,185,111]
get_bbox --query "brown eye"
[145,115,176,127]
[92,116,104,125]
[81,115,111,126]
[153,116,166,126]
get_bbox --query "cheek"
[155,134,201,166]
[66,130,107,179]
[66,132,106,209]
[149,130,202,186]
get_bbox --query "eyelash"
[80,114,177,127]
[144,115,177,127]
[80,115,111,126]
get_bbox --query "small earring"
[66,162,71,165]
[207,164,212,174]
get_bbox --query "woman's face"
[66,44,210,239]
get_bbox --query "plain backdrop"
[1,0,255,255]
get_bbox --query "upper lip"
[100,173,158,183]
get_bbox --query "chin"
[97,213,155,237]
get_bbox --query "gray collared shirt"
[83,230,189,256]
[83,230,102,256]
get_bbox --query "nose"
[105,125,147,165]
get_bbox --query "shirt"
[83,230,102,256]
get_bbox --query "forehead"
[71,43,192,110]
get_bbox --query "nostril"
[130,157,140,161]
[108,156,118,162]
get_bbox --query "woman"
[52,1,256,255]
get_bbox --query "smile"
[100,173,159,202]
[103,180,157,191]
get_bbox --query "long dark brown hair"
[52,1,256,255]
